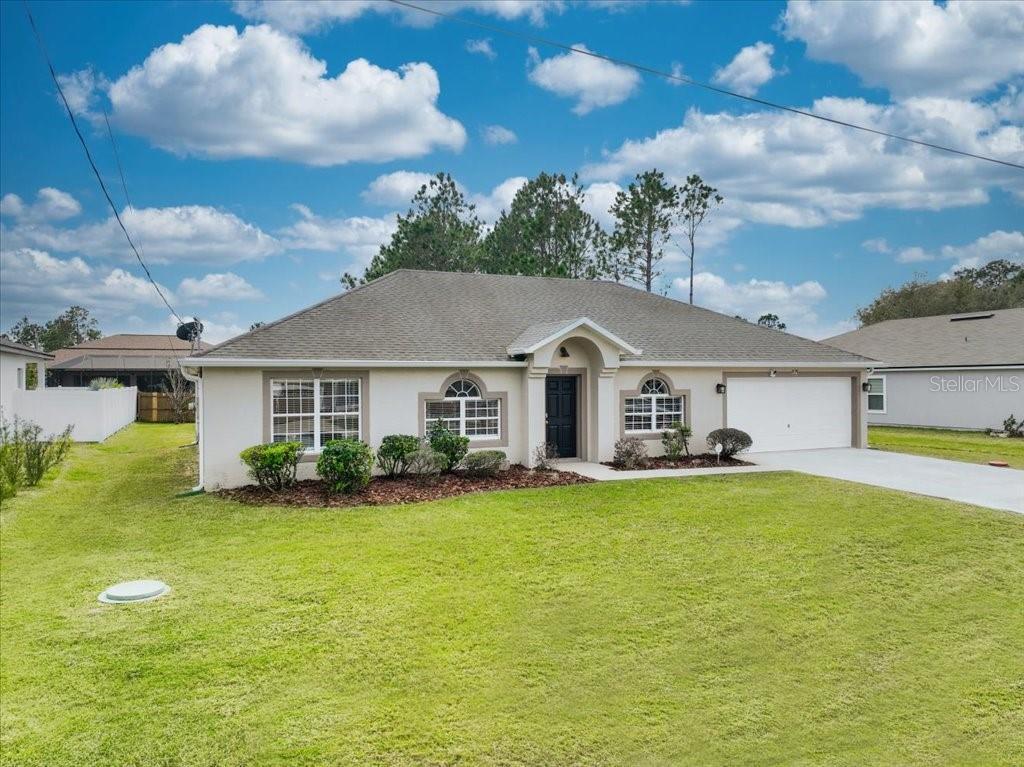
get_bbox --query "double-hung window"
[866,375,886,413]
[271,377,361,450]
[425,378,500,439]
[624,377,683,432]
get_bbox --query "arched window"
[426,377,500,438]
[624,377,684,433]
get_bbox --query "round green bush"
[463,450,506,477]
[377,434,421,477]
[705,428,753,458]
[316,439,373,494]
[428,423,470,472]
[239,441,304,491]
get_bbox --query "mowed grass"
[2,425,1023,766]
[870,425,1024,468]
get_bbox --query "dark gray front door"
[545,376,577,459]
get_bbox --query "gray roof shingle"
[196,270,871,364]
[825,308,1024,368]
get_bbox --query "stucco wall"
[0,350,45,420]
[869,368,1024,430]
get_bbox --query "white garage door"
[726,376,852,452]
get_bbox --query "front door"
[545,375,578,459]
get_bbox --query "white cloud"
[178,272,263,302]
[54,68,108,117]
[95,24,465,166]
[671,270,846,338]
[164,312,246,344]
[278,205,398,267]
[939,229,1024,270]
[0,188,82,222]
[470,177,529,224]
[482,125,518,145]
[527,44,641,115]
[466,38,497,60]
[0,248,174,322]
[4,204,281,265]
[232,1,565,34]
[781,0,1024,98]
[361,171,435,206]
[861,238,891,254]
[668,61,685,85]
[712,42,780,96]
[895,246,932,264]
[582,96,1023,233]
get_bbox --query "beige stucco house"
[183,270,874,490]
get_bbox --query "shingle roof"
[0,338,53,360]
[196,270,871,365]
[51,334,212,369]
[825,308,1024,368]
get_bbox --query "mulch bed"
[601,453,753,471]
[217,465,595,508]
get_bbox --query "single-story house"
[825,308,1024,430]
[0,338,53,419]
[49,334,211,391]
[182,270,875,489]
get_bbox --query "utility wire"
[22,0,185,324]
[388,0,1023,172]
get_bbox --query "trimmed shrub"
[532,442,559,471]
[428,423,470,472]
[317,439,373,494]
[88,377,123,390]
[661,421,692,459]
[706,428,753,458]
[407,446,446,479]
[239,441,304,491]
[377,434,421,477]
[463,450,506,477]
[614,436,648,469]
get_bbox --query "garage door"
[726,376,852,452]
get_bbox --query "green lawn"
[869,425,1024,468]
[2,425,1022,766]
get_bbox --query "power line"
[22,0,185,324]
[388,0,1023,172]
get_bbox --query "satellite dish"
[176,319,203,342]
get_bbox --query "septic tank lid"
[98,579,170,604]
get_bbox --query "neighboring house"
[825,308,1024,430]
[182,270,874,489]
[0,338,53,419]
[49,334,211,391]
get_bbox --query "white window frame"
[624,378,685,433]
[866,374,886,414]
[270,377,361,451]
[425,379,501,441]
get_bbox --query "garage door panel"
[726,377,852,452]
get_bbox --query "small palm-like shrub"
[428,423,470,472]
[317,439,373,494]
[706,428,753,458]
[532,442,559,471]
[377,434,421,477]
[239,441,304,491]
[613,436,648,469]
[463,450,506,477]
[661,421,692,459]
[88,377,124,390]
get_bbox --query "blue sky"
[1,0,1021,342]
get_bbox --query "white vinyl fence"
[10,386,137,442]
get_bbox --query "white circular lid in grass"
[98,580,170,604]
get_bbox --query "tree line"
[342,171,724,300]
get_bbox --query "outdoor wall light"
[559,346,570,358]
[715,383,727,394]
[769,369,777,378]
[861,381,871,392]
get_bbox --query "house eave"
[181,357,531,368]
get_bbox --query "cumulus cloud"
[3,204,281,265]
[466,38,497,60]
[582,96,1023,233]
[0,188,82,222]
[470,177,529,224]
[712,41,780,96]
[671,270,847,339]
[278,205,398,266]
[781,0,1024,98]
[890,229,1024,271]
[482,125,518,145]
[89,24,464,166]
[861,238,891,254]
[361,171,435,206]
[527,44,641,115]
[178,272,263,302]
[0,248,175,321]
[164,311,246,344]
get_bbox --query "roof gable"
[507,317,642,356]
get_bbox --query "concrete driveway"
[751,448,1024,514]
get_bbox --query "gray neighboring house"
[825,308,1024,430]
[183,270,874,490]
[49,334,211,391]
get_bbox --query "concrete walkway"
[557,461,784,482]
[751,448,1024,514]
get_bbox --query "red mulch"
[601,453,753,471]
[217,465,595,508]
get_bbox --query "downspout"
[179,363,204,492]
